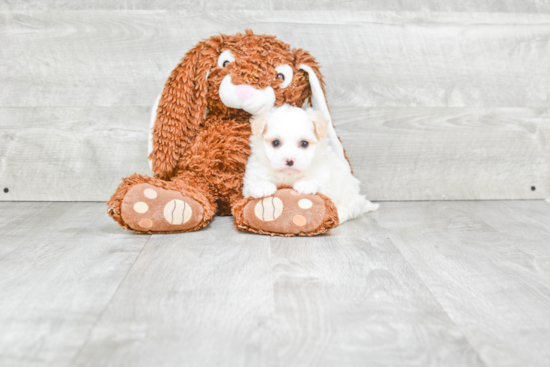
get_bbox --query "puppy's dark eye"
[300,141,309,148]
[276,73,285,81]
[272,140,281,148]
[223,60,230,67]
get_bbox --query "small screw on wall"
[531,186,536,191]
[3,188,8,193]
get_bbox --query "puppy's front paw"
[248,181,278,199]
[293,180,319,195]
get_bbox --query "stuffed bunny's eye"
[274,65,293,88]
[217,50,235,68]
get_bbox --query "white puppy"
[243,104,379,224]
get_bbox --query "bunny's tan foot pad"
[121,184,204,233]
[236,188,339,236]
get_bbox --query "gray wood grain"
[262,217,484,367]
[0,202,150,367]
[0,106,152,201]
[461,201,550,283]
[2,201,550,366]
[2,106,548,201]
[470,201,550,241]
[73,215,483,367]
[1,0,549,12]
[2,10,549,202]
[0,201,46,233]
[337,107,550,201]
[373,200,550,367]
[72,217,277,367]
[2,11,550,108]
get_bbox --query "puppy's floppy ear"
[149,36,222,180]
[307,109,329,139]
[250,113,270,138]
[294,49,350,169]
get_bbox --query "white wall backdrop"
[0,4,549,201]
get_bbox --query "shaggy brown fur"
[107,30,349,235]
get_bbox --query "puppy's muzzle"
[219,75,276,115]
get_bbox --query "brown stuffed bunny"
[107,30,350,236]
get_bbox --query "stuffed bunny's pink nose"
[235,85,256,101]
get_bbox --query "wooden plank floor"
[0,200,549,367]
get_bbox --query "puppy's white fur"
[243,104,379,223]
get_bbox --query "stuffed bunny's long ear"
[148,38,220,179]
[147,94,161,171]
[298,64,348,168]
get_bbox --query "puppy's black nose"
[286,160,294,167]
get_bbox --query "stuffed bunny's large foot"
[233,188,339,237]
[120,183,204,233]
